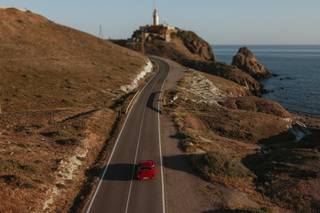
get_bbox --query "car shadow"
[101,163,137,181]
[147,91,161,113]
[202,210,256,213]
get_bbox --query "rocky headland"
[113,26,269,96]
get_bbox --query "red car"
[136,160,156,180]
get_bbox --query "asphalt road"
[85,57,169,213]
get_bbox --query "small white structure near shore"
[289,121,311,142]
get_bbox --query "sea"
[214,45,320,115]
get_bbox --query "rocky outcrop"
[182,60,262,95]
[173,30,215,61]
[232,47,270,79]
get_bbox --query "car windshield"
[140,166,151,171]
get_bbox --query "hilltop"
[0,8,149,213]
[113,25,215,63]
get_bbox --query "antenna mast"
[98,25,104,39]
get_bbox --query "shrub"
[196,152,251,178]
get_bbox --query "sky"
[1,0,320,45]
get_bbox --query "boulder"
[232,47,270,79]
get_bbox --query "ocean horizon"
[214,45,320,115]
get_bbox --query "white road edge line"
[123,95,147,213]
[124,70,160,213]
[125,68,159,213]
[125,88,141,114]
[85,64,159,213]
[158,64,167,213]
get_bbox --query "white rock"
[120,60,153,93]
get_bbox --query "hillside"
[0,8,147,112]
[0,8,149,213]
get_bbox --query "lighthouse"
[153,8,159,26]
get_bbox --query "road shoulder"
[159,58,215,212]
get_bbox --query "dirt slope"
[0,8,148,213]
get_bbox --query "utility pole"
[141,31,145,55]
[98,25,104,39]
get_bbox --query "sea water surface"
[214,45,320,115]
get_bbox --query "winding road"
[85,57,169,213]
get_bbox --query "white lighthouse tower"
[153,1,159,26]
